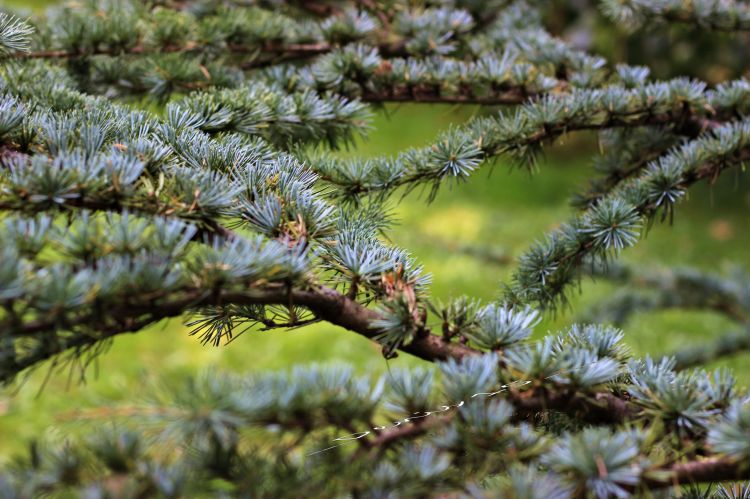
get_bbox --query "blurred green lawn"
[1,1,749,460]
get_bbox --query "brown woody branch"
[366,415,452,452]
[5,283,479,381]
[362,389,636,452]
[646,458,750,489]
[509,389,635,424]
[14,41,339,73]
[359,85,542,106]
[342,400,748,491]
[15,41,330,61]
[13,40,566,107]
[3,277,641,427]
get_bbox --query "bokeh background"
[1,0,749,460]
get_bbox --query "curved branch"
[509,127,750,309]
[5,283,479,382]
[315,95,724,201]
[667,327,750,370]
[582,264,750,328]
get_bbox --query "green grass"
[2,0,750,460]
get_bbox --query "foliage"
[0,0,750,497]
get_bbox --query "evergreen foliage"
[0,0,749,497]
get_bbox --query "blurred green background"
[1,0,749,460]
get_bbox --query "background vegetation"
[1,0,748,461]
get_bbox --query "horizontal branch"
[0,198,237,242]
[583,264,750,328]
[315,89,727,201]
[14,42,337,73]
[667,327,750,370]
[602,0,750,32]
[349,404,748,492]
[509,389,634,425]
[14,40,408,69]
[366,415,451,451]
[517,111,718,149]
[5,283,479,381]
[647,457,750,489]
[359,85,542,106]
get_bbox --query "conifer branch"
[602,0,750,32]
[0,199,236,242]
[647,458,750,489]
[510,119,750,309]
[3,2,750,495]
[15,41,332,64]
[310,78,750,203]
[14,41,410,69]
[572,127,682,209]
[3,283,480,383]
[583,264,750,326]
[667,327,750,370]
